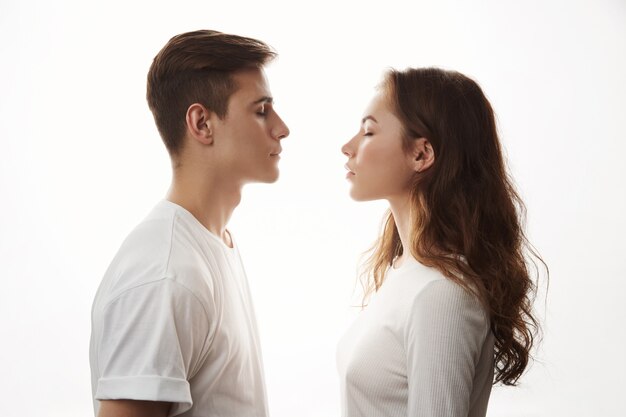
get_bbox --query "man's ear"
[185,103,214,146]
[410,137,435,173]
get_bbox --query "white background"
[1,0,625,416]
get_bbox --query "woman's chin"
[349,188,377,202]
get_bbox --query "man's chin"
[264,172,280,183]
[246,170,280,185]
[266,166,280,183]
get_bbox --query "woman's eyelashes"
[362,121,374,136]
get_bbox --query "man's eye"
[364,132,373,136]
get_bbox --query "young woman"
[337,67,544,417]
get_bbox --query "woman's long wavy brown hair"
[362,67,547,386]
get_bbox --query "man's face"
[213,67,290,184]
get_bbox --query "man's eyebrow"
[252,96,274,105]
[361,115,378,124]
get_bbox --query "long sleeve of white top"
[405,279,491,416]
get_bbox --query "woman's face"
[341,91,417,201]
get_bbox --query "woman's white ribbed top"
[337,256,495,417]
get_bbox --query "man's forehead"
[252,96,274,105]
[231,68,271,100]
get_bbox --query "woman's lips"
[344,164,355,178]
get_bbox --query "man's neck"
[166,166,242,248]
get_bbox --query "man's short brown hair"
[146,30,276,155]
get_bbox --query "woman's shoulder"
[388,257,448,294]
[390,259,485,316]
[418,278,478,306]
[407,273,490,335]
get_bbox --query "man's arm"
[98,400,171,417]
[93,280,212,415]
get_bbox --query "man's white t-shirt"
[90,200,268,417]
[337,255,494,417]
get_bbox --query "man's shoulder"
[114,204,178,268]
[99,201,226,302]
[115,200,214,266]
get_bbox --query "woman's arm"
[405,279,490,416]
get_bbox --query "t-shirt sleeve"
[93,278,213,416]
[405,279,491,416]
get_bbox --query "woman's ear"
[411,137,435,173]
[185,103,214,146]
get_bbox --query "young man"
[89,30,289,417]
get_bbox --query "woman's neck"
[388,192,412,268]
